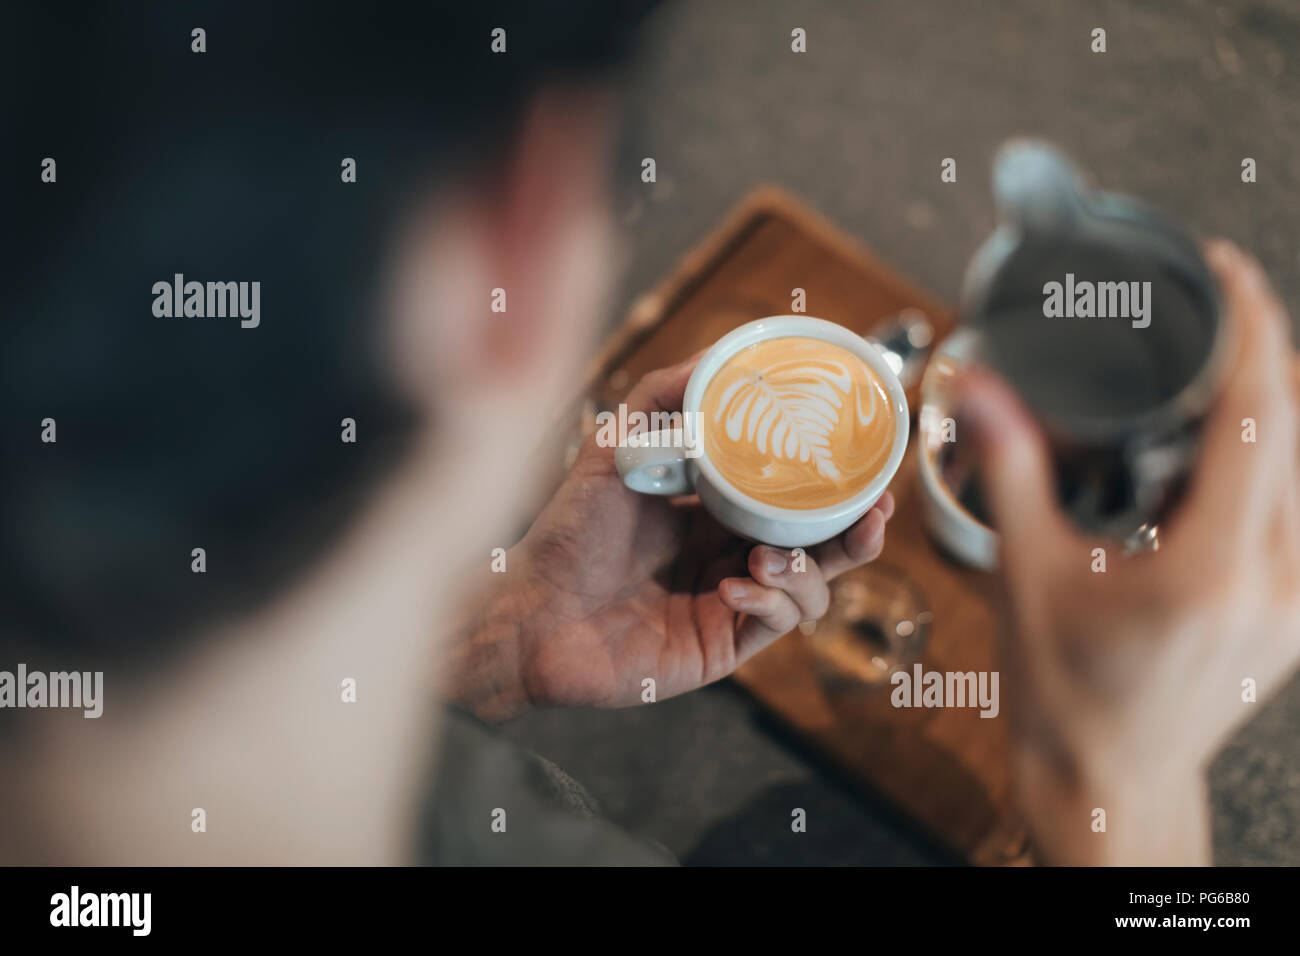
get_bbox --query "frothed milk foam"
[701,336,896,510]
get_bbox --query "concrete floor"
[496,0,1300,865]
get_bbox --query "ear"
[387,85,617,417]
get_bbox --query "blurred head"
[3,2,656,666]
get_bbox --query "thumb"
[953,367,1079,575]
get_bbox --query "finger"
[624,349,707,416]
[1168,241,1297,546]
[746,544,832,624]
[813,501,889,580]
[718,578,804,662]
[953,367,1084,579]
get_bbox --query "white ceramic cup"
[614,316,910,548]
[916,330,998,570]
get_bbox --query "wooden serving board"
[584,186,1030,866]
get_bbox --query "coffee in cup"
[615,316,909,548]
[700,336,898,510]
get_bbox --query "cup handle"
[615,428,692,495]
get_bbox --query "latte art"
[701,336,896,509]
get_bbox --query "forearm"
[1017,749,1211,866]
